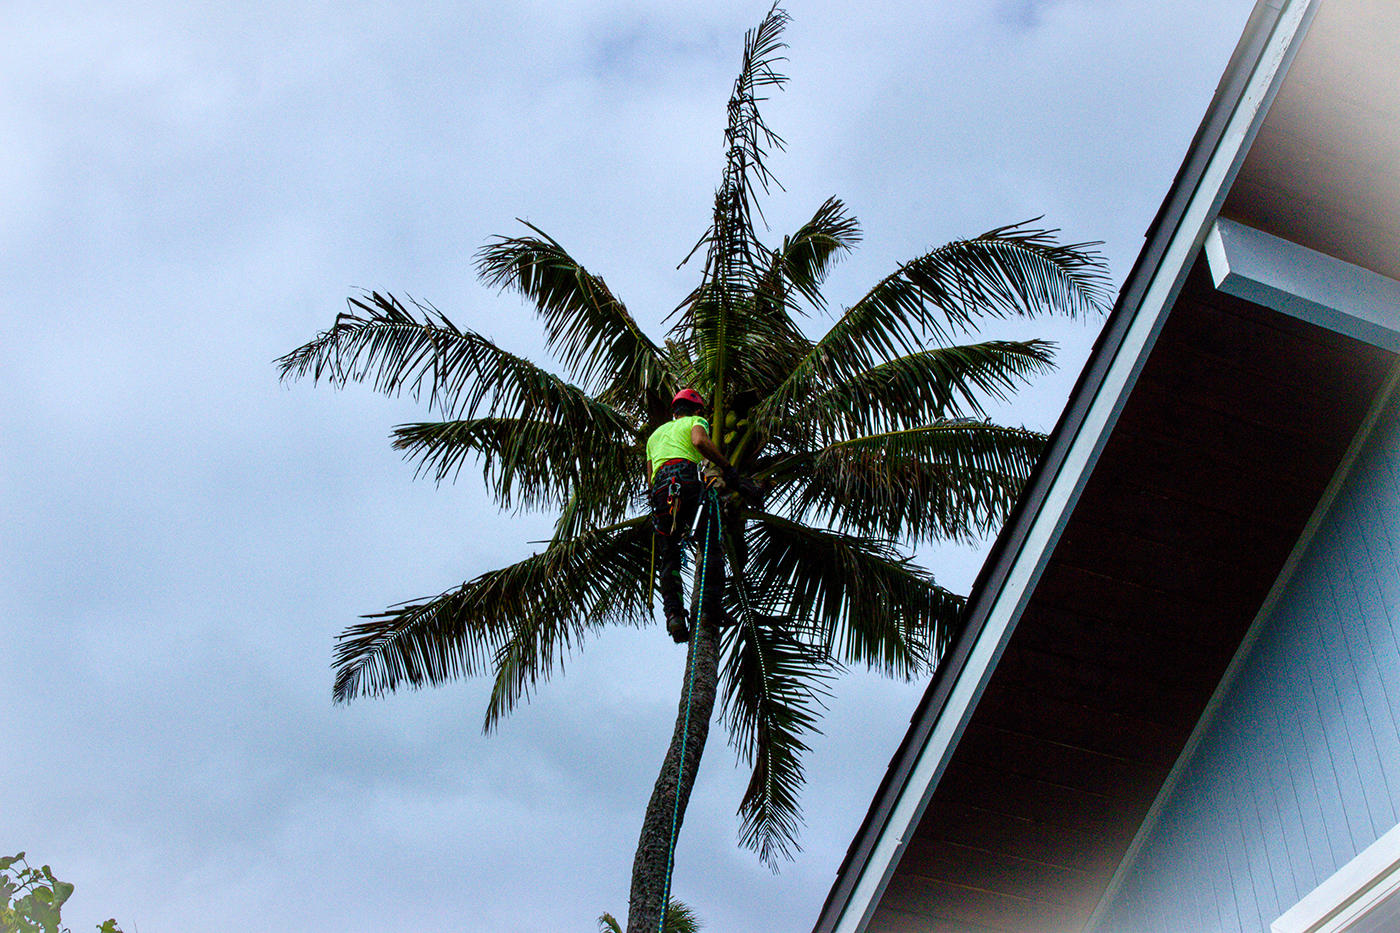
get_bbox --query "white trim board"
[1206,217,1400,351]
[1273,821,1400,933]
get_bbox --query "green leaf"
[766,422,1047,545]
[745,514,963,675]
[718,573,836,866]
[773,339,1057,445]
[331,517,653,713]
[760,226,1108,421]
[475,222,672,411]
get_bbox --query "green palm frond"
[600,899,700,933]
[745,514,963,676]
[276,291,456,403]
[332,517,651,715]
[786,339,1057,446]
[277,291,633,432]
[765,422,1046,544]
[481,519,653,731]
[389,417,639,519]
[661,899,702,933]
[475,222,672,411]
[757,225,1109,421]
[678,277,810,413]
[718,576,835,867]
[711,2,791,258]
[775,196,861,312]
[728,200,864,399]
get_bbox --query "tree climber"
[645,389,734,644]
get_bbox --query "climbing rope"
[658,486,721,933]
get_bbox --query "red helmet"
[672,388,706,408]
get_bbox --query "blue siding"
[1097,389,1400,933]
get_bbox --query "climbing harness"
[658,486,721,933]
[648,468,688,609]
[646,459,697,607]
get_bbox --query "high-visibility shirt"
[646,416,710,474]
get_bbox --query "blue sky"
[2,2,1253,930]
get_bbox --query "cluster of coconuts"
[722,410,751,447]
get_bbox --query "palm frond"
[763,422,1046,544]
[390,417,640,521]
[661,899,702,933]
[756,224,1109,422]
[745,514,963,675]
[776,197,861,312]
[277,291,635,433]
[476,222,672,413]
[479,520,653,731]
[601,899,700,933]
[676,277,810,412]
[789,340,1057,447]
[332,518,652,720]
[713,1,791,246]
[718,573,835,866]
[276,292,466,410]
[704,199,864,403]
[720,200,863,400]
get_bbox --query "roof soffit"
[1225,0,1400,279]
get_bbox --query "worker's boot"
[665,610,691,644]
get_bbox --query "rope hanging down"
[657,486,721,933]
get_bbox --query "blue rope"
[658,488,720,933]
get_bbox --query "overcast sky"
[3,1,1255,930]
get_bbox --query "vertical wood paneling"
[1097,392,1400,932]
[1251,646,1298,914]
[1261,641,1312,905]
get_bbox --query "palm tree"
[276,6,1109,932]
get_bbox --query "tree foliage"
[1,853,122,933]
[600,897,700,933]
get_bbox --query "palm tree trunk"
[626,613,721,933]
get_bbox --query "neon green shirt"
[646,416,710,473]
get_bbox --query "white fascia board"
[1206,217,1400,351]
[825,3,1319,933]
[1273,821,1400,933]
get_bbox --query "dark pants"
[651,461,724,622]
